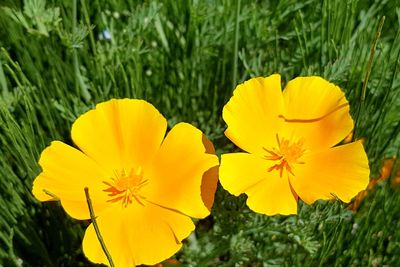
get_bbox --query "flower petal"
[281,76,353,150]
[32,141,109,220]
[289,141,370,204]
[71,99,167,172]
[82,201,195,266]
[223,74,285,155]
[200,135,219,211]
[219,153,298,215]
[201,166,219,212]
[143,123,219,219]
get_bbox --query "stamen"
[276,134,281,147]
[102,167,148,207]
[263,147,282,161]
[278,103,349,123]
[263,135,305,177]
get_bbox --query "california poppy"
[219,74,369,215]
[32,99,219,266]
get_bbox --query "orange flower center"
[264,135,306,177]
[102,167,148,207]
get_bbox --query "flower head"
[32,99,219,266]
[219,74,370,215]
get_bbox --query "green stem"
[353,16,385,141]
[84,187,115,267]
[361,16,385,102]
[72,0,79,96]
[81,0,97,56]
[231,0,241,90]
[0,59,8,97]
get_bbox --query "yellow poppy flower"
[32,99,219,266]
[219,74,370,216]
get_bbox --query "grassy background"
[1,0,400,266]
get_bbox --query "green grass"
[1,0,400,266]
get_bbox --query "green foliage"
[2,0,61,37]
[0,0,399,266]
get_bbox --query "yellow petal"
[219,153,298,215]
[281,76,354,150]
[143,123,219,219]
[82,201,195,266]
[32,141,109,220]
[223,74,285,155]
[71,99,167,172]
[200,134,219,211]
[289,141,370,204]
[201,165,219,212]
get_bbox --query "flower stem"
[353,16,385,141]
[84,187,115,267]
[231,0,241,90]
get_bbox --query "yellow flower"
[219,74,370,216]
[32,99,219,266]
